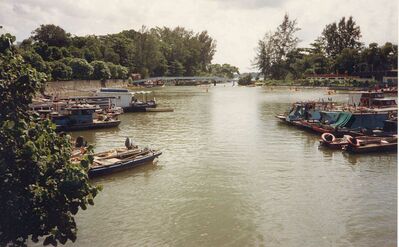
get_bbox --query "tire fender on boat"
[347,136,359,146]
[321,133,336,143]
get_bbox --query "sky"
[0,0,397,72]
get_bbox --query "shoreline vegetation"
[251,15,397,88]
[12,24,239,82]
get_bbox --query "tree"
[238,74,253,85]
[107,62,118,79]
[273,14,301,61]
[90,60,111,80]
[116,65,129,79]
[321,16,362,57]
[196,31,217,71]
[31,24,71,47]
[334,48,359,74]
[254,33,274,79]
[0,35,100,246]
[0,33,16,53]
[254,14,300,79]
[20,24,222,80]
[380,42,398,70]
[51,61,72,80]
[168,60,185,76]
[21,51,48,73]
[68,58,93,79]
[209,63,239,78]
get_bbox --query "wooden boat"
[319,133,394,150]
[343,135,397,153]
[70,137,162,177]
[89,147,162,177]
[319,133,350,149]
[275,114,287,122]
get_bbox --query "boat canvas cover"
[348,113,389,129]
[330,112,352,128]
[287,104,321,121]
[320,111,341,124]
[287,105,303,121]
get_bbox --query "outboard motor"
[125,137,134,150]
[75,136,87,148]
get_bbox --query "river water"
[66,86,396,247]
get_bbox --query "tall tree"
[254,32,274,78]
[254,14,300,79]
[31,24,71,47]
[321,16,362,57]
[273,14,301,62]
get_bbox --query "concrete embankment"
[45,79,128,97]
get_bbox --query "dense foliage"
[254,15,398,82]
[238,74,253,85]
[0,34,100,246]
[208,63,239,79]
[16,25,234,80]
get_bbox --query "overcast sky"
[0,0,397,72]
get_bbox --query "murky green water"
[64,86,396,246]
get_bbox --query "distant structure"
[130,73,141,80]
[131,76,228,86]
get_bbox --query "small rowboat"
[319,133,351,149]
[320,133,397,150]
[343,135,397,154]
[89,147,162,177]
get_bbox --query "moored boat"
[89,147,162,177]
[52,105,121,132]
[95,88,157,112]
[343,135,397,153]
[319,133,395,150]
[71,137,162,177]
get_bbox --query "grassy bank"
[256,78,378,88]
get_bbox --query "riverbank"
[256,78,378,89]
[44,79,129,97]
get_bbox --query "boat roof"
[100,88,129,93]
[372,98,397,101]
[367,107,398,112]
[98,88,153,95]
[63,96,116,100]
[347,91,385,96]
[65,105,98,111]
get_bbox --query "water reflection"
[92,161,163,184]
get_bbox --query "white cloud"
[0,0,397,72]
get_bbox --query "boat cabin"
[52,106,97,126]
[285,101,334,121]
[371,98,397,108]
[95,88,155,108]
[95,88,156,112]
[349,91,397,109]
